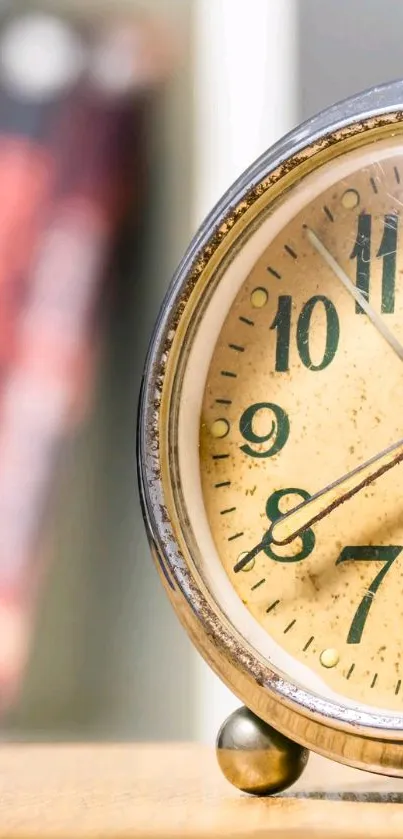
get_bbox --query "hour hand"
[270,435,403,546]
[234,435,403,574]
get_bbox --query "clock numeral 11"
[350,212,399,314]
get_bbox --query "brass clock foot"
[216,706,309,795]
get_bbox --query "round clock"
[138,80,403,792]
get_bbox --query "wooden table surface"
[0,743,403,838]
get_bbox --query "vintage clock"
[138,80,403,795]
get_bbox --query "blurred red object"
[0,4,174,714]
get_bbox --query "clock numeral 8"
[263,488,316,563]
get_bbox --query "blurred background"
[1,0,403,745]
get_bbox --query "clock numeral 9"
[239,402,290,458]
[270,294,340,373]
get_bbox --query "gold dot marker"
[238,551,255,572]
[320,648,339,668]
[250,287,268,308]
[210,418,230,438]
[341,189,359,209]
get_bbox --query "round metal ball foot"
[216,706,309,795]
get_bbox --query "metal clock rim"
[138,79,403,772]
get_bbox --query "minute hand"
[270,436,403,546]
[306,227,403,362]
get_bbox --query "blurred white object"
[192,0,297,223]
[192,0,297,742]
[0,13,85,99]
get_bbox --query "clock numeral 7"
[261,490,403,645]
[336,545,403,644]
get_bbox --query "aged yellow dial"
[199,142,403,710]
[141,85,403,779]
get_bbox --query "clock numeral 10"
[270,294,340,373]
[350,213,399,314]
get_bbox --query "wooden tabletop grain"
[0,743,402,838]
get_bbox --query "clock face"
[195,139,403,712]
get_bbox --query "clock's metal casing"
[138,80,403,775]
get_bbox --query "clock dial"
[199,147,403,710]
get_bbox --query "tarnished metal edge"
[137,80,403,768]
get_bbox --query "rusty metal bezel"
[138,80,403,775]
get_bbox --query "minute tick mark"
[371,673,378,688]
[266,600,280,614]
[220,507,236,515]
[251,578,265,591]
[303,636,314,652]
[324,205,334,222]
[228,343,245,352]
[370,176,378,194]
[239,316,254,326]
[394,166,401,184]
[284,244,297,259]
[396,679,401,696]
[284,619,296,634]
[267,266,281,279]
[228,532,244,542]
[346,663,355,680]
[221,370,237,378]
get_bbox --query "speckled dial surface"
[198,140,403,711]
